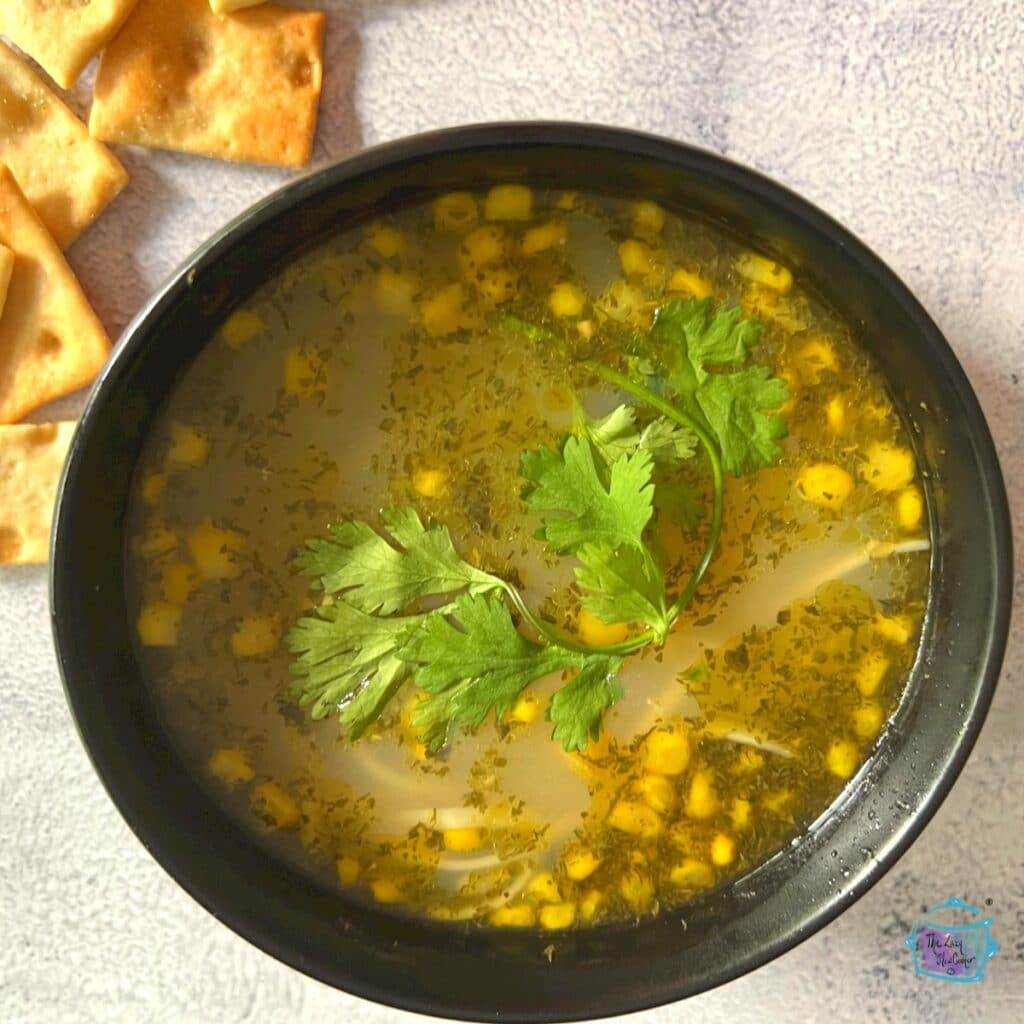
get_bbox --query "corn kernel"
[608,800,662,838]
[336,856,360,884]
[797,463,854,511]
[636,774,677,814]
[761,789,793,815]
[852,701,884,739]
[643,728,691,776]
[284,348,326,397]
[412,467,448,498]
[137,602,182,646]
[730,797,752,830]
[160,561,202,605]
[735,251,792,292]
[826,395,847,433]
[187,521,243,580]
[796,338,837,383]
[685,770,719,820]
[579,890,603,922]
[855,651,890,696]
[576,319,594,339]
[555,191,577,211]
[208,747,254,784]
[631,200,665,235]
[508,693,540,724]
[521,220,567,255]
[166,423,209,467]
[547,281,586,318]
[619,870,655,912]
[526,872,561,902]
[434,191,478,233]
[367,223,405,258]
[230,614,281,658]
[860,443,915,492]
[474,266,518,307]
[490,904,536,927]
[669,858,715,890]
[618,238,658,277]
[563,849,602,881]
[135,526,179,560]
[141,472,166,505]
[221,308,263,347]
[666,268,713,299]
[577,608,629,646]
[826,738,860,780]
[596,279,648,326]
[252,782,300,830]
[373,268,418,316]
[710,833,736,867]
[896,486,924,530]
[369,879,404,904]
[539,902,576,930]
[420,282,464,337]
[875,614,913,646]
[484,184,532,221]
[442,828,485,852]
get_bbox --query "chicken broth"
[127,186,929,928]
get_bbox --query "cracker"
[0,1,142,91]
[90,0,326,169]
[0,420,75,564]
[210,0,267,13]
[0,42,128,249]
[0,166,111,424]
[0,243,12,319]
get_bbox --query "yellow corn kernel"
[137,602,182,646]
[670,858,715,890]
[367,223,405,258]
[576,319,594,339]
[160,561,202,605]
[618,238,658,277]
[666,268,713,299]
[826,395,847,433]
[373,268,418,316]
[563,849,601,881]
[208,747,254,784]
[631,200,665,235]
[230,614,281,658]
[852,700,884,740]
[636,774,677,814]
[434,191,478,233]
[735,251,792,292]
[490,904,536,927]
[484,184,532,221]
[336,856,360,884]
[643,728,691,776]
[187,521,243,580]
[710,832,736,867]
[796,338,837,383]
[284,348,326,397]
[526,872,561,903]
[797,463,854,511]
[141,472,166,505]
[619,870,655,912]
[826,738,860,780]
[730,798,752,830]
[860,443,915,492]
[412,467,448,498]
[897,486,924,530]
[458,225,506,275]
[685,770,719,820]
[539,902,576,930]
[547,281,586,318]
[252,782,300,830]
[136,526,179,560]
[596,279,648,326]
[875,614,913,646]
[555,191,577,211]
[166,423,209,467]
[442,827,485,852]
[855,651,891,697]
[369,879,404,904]
[579,889,603,922]
[474,266,518,307]
[521,220,567,256]
[420,282,464,337]
[733,747,764,773]
[761,789,793,815]
[608,800,662,838]
[221,308,263,347]
[508,693,540,724]
[577,608,629,646]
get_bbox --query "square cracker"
[90,0,326,169]
[0,165,111,424]
[0,243,12,319]
[0,42,128,249]
[0,1,142,91]
[0,420,75,564]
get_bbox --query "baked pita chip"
[0,243,12,319]
[0,166,111,424]
[90,0,325,169]
[0,420,75,564]
[0,42,128,249]
[0,0,142,91]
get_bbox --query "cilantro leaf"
[575,543,669,638]
[650,297,789,474]
[520,436,654,554]
[295,506,501,614]
[637,416,697,466]
[575,403,696,472]
[548,656,624,752]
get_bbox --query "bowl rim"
[50,121,1013,1021]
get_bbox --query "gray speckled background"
[2,0,1021,1020]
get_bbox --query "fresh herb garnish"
[287,297,788,752]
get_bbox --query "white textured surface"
[2,0,1022,1020]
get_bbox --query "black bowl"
[50,124,1012,1021]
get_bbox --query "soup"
[127,185,929,929]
